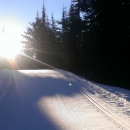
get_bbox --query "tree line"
[22,0,130,89]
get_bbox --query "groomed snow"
[0,69,130,130]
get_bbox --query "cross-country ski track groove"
[57,70,130,130]
[81,91,129,130]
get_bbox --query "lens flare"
[0,31,22,59]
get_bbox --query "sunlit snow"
[0,69,130,130]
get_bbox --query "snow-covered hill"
[0,69,130,130]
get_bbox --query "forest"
[3,0,130,89]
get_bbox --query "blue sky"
[0,0,71,41]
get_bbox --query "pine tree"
[48,13,63,67]
[78,0,130,85]
[22,3,50,62]
[59,1,83,73]
[22,11,42,58]
[58,5,70,69]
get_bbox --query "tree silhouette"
[21,0,130,89]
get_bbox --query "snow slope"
[0,69,130,130]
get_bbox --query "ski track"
[54,70,130,129]
[0,69,130,130]
[58,69,130,125]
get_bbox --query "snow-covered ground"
[0,69,130,130]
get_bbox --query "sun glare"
[0,26,23,59]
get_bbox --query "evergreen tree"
[79,0,130,86]
[66,0,82,73]
[22,11,42,58]
[59,5,69,69]
[21,0,130,87]
[22,4,50,61]
[48,13,63,67]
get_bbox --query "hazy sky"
[0,0,71,41]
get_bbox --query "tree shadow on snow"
[0,69,82,130]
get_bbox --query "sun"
[0,28,22,59]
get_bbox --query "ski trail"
[55,69,130,129]
[0,69,130,130]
